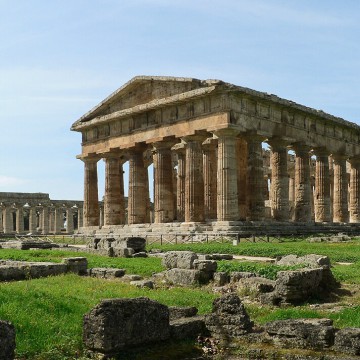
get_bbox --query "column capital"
[331,153,348,162]
[291,142,311,154]
[212,128,240,138]
[348,156,360,166]
[202,137,218,150]
[267,137,289,151]
[312,147,330,157]
[152,140,178,151]
[182,131,209,144]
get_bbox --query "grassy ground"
[0,238,359,358]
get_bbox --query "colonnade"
[82,133,360,228]
[0,204,84,234]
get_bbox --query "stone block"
[230,271,257,282]
[112,247,134,258]
[238,277,275,294]
[0,320,15,360]
[130,280,154,289]
[170,317,208,340]
[275,268,323,303]
[213,272,230,286]
[169,306,198,321]
[276,254,331,268]
[193,259,217,273]
[205,293,253,339]
[165,268,203,285]
[88,268,126,279]
[132,251,148,258]
[62,257,88,275]
[162,251,198,270]
[334,328,360,355]
[83,297,170,355]
[265,318,335,350]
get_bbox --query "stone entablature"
[71,76,360,232]
[0,192,87,235]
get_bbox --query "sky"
[0,0,359,201]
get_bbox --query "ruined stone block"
[62,257,88,275]
[83,297,170,355]
[170,317,208,340]
[0,320,15,360]
[265,318,335,350]
[334,328,360,355]
[169,306,198,321]
[162,251,198,270]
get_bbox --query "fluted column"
[82,157,100,227]
[78,208,83,228]
[54,208,63,234]
[29,207,37,233]
[104,155,125,225]
[268,139,289,221]
[3,207,13,233]
[293,144,312,222]
[128,145,148,224]
[183,135,206,222]
[332,154,349,222]
[203,137,217,220]
[349,157,360,223]
[153,141,175,223]
[0,208,3,233]
[213,129,239,221]
[66,208,74,233]
[314,149,331,222]
[42,207,49,234]
[16,207,24,234]
[247,135,265,220]
[237,137,248,220]
[172,143,186,222]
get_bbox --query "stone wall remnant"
[0,320,15,360]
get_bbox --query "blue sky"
[0,0,359,200]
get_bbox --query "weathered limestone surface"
[0,320,15,360]
[269,140,289,221]
[205,293,253,339]
[83,298,170,354]
[162,251,198,270]
[334,328,360,355]
[265,318,335,350]
[203,137,217,220]
[333,154,349,222]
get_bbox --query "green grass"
[0,249,165,277]
[217,260,303,280]
[0,274,215,359]
[147,238,360,262]
[0,238,360,358]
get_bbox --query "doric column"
[0,207,3,233]
[268,139,289,221]
[172,143,186,222]
[42,207,49,234]
[78,208,83,228]
[183,135,206,222]
[103,154,126,225]
[54,207,63,234]
[332,154,349,222]
[16,207,24,234]
[29,207,37,233]
[247,135,265,220]
[214,129,239,221]
[66,208,74,233]
[202,137,217,220]
[3,206,13,233]
[237,137,248,220]
[313,149,331,222]
[82,157,100,227]
[349,157,360,223]
[128,145,148,224]
[153,141,176,223]
[293,144,312,222]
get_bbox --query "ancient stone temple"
[71,76,360,235]
[0,192,84,235]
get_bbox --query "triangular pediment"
[75,76,210,125]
